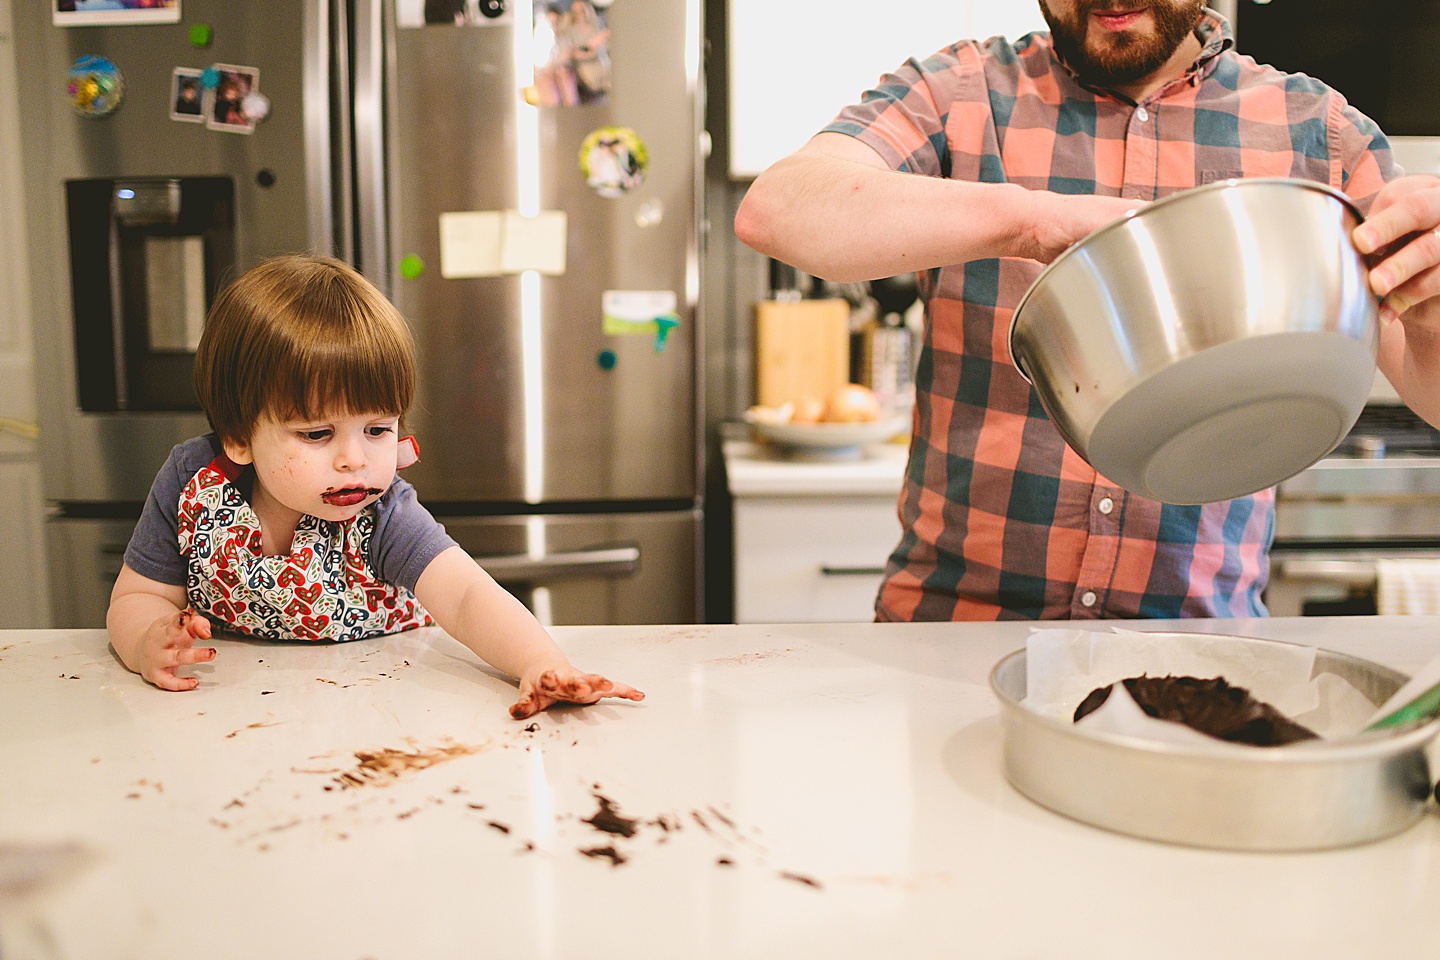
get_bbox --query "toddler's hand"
[510,666,644,720]
[137,610,216,691]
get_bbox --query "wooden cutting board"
[753,298,851,407]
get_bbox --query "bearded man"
[735,2,1440,622]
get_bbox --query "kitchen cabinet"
[4,616,1440,957]
[724,437,905,622]
[0,1,47,628]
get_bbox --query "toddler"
[106,255,644,719]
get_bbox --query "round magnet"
[189,24,213,47]
[399,254,426,280]
[477,0,507,18]
[66,55,124,118]
[597,349,617,370]
[578,126,647,199]
[200,66,221,90]
[240,92,271,123]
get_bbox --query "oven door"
[1267,546,1440,616]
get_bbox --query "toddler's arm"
[107,565,216,691]
[414,546,644,719]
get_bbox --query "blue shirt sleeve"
[123,434,223,587]
[369,476,458,593]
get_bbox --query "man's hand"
[1353,175,1440,425]
[509,664,644,720]
[133,610,216,691]
[1353,174,1440,323]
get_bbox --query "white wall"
[727,0,1048,178]
[0,0,53,627]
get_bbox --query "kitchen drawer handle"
[1274,558,1377,586]
[819,564,886,576]
[471,545,640,585]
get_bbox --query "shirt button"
[1135,106,1149,122]
[1081,591,1098,608]
[1098,497,1114,515]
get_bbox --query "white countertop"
[4,618,1440,958]
[723,437,907,496]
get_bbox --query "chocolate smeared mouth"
[321,486,385,506]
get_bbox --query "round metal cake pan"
[989,643,1440,851]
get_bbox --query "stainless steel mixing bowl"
[1009,178,1380,505]
[990,641,1440,851]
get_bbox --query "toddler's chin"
[313,499,373,523]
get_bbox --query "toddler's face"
[223,408,402,524]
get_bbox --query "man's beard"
[1039,0,1205,88]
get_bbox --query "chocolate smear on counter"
[487,821,512,834]
[1073,675,1320,746]
[225,721,282,739]
[649,814,682,833]
[523,722,540,733]
[332,742,482,789]
[581,845,628,866]
[583,793,639,838]
[706,805,735,829]
[779,871,822,889]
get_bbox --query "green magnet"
[188,24,213,47]
[597,349,617,370]
[652,315,679,352]
[399,254,425,280]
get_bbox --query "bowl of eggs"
[745,384,910,454]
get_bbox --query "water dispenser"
[65,176,234,411]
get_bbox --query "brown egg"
[822,384,882,423]
[790,395,826,424]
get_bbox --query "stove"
[1268,405,1440,615]
[1331,405,1440,459]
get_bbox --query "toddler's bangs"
[264,319,415,423]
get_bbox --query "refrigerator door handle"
[472,545,642,585]
[351,0,389,293]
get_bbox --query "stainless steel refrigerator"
[15,0,704,627]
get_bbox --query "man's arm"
[733,133,1142,282]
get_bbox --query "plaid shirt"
[822,12,1395,621]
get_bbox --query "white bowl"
[744,412,910,450]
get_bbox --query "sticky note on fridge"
[501,210,567,275]
[602,290,682,350]
[438,211,503,278]
[602,290,679,333]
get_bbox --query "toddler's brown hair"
[194,255,417,445]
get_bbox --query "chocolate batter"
[582,792,638,837]
[580,845,627,866]
[1073,675,1319,746]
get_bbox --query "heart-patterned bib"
[177,456,433,642]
